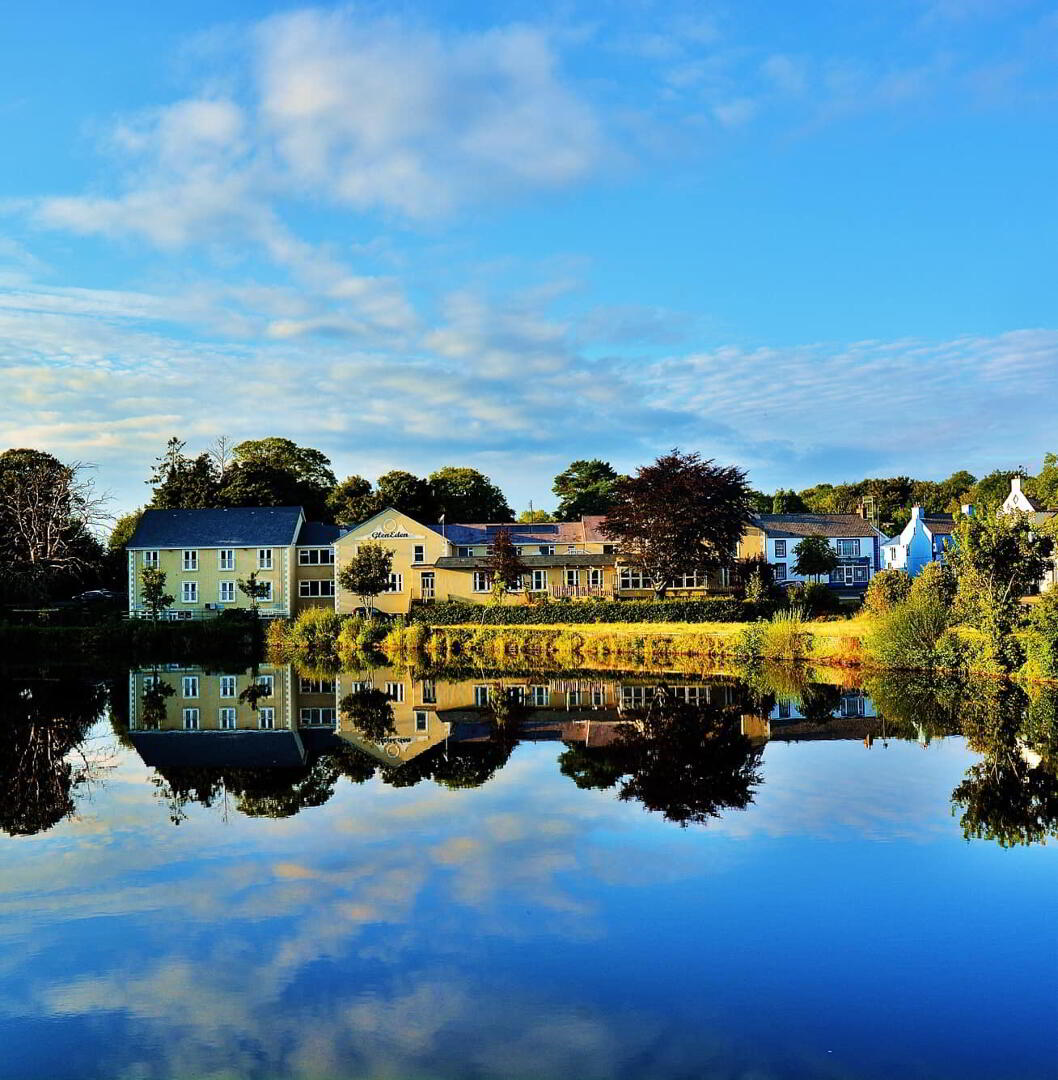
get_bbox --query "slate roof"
[296,521,347,546]
[922,514,956,536]
[440,517,607,546]
[435,553,617,569]
[752,513,882,539]
[127,507,304,549]
[129,730,306,768]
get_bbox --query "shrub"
[865,598,951,670]
[1022,589,1058,681]
[909,562,956,611]
[785,581,842,617]
[864,568,911,616]
[411,597,757,626]
[288,607,345,662]
[760,608,812,660]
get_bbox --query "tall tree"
[771,488,806,513]
[428,466,513,522]
[375,470,437,521]
[223,437,336,519]
[602,449,752,598]
[231,437,336,491]
[552,459,621,519]
[147,437,220,509]
[517,509,555,523]
[338,542,393,612]
[792,536,838,582]
[485,528,527,604]
[327,475,381,524]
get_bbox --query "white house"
[753,513,885,592]
[999,477,1057,593]
[881,506,960,577]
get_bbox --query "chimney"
[910,505,923,522]
[1012,476,1022,494]
[961,504,974,517]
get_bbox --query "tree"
[339,688,396,742]
[147,437,220,509]
[518,509,555,523]
[231,437,336,491]
[376,470,437,522]
[864,568,911,616]
[601,449,752,598]
[338,542,393,612]
[327,475,381,524]
[486,528,527,605]
[792,536,838,582]
[771,488,806,513]
[0,449,109,599]
[141,566,174,621]
[1031,452,1058,509]
[552,459,621,519]
[428,466,513,522]
[237,571,271,614]
[221,437,336,519]
[968,469,1019,513]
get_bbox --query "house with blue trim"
[881,506,959,577]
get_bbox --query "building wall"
[293,546,337,613]
[766,533,878,587]
[127,545,295,617]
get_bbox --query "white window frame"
[672,571,701,589]
[538,544,555,555]
[299,707,336,727]
[299,677,336,694]
[565,568,580,588]
[474,685,490,707]
[384,681,405,702]
[530,685,549,707]
[472,571,491,593]
[414,710,428,733]
[774,540,786,558]
[421,679,437,704]
[181,581,198,604]
[530,569,548,592]
[257,548,273,570]
[413,544,425,564]
[299,579,336,597]
[587,568,602,588]
[619,569,647,590]
[218,549,235,571]
[182,708,200,730]
[382,573,403,594]
[457,546,473,557]
[298,548,334,565]
[142,550,159,568]
[182,549,198,571]
[773,563,787,582]
[836,539,861,558]
[219,708,237,730]
[219,675,237,698]
[219,580,236,603]
[717,567,731,588]
[256,674,274,697]
[258,707,275,730]
[258,580,273,602]
[182,675,199,698]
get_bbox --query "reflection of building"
[741,690,880,743]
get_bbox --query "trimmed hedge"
[410,597,759,626]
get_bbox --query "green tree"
[376,470,437,522]
[552,459,621,519]
[771,488,806,513]
[486,527,527,605]
[327,475,382,524]
[338,542,393,611]
[218,437,336,519]
[1031,452,1058,509]
[231,437,336,491]
[967,469,1019,513]
[518,509,555,523]
[237,571,271,614]
[340,688,396,742]
[428,466,513,522]
[148,437,220,509]
[603,450,751,599]
[792,536,838,582]
[864,567,911,616]
[140,566,174,621]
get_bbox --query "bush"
[909,562,956,610]
[865,598,951,670]
[410,597,757,626]
[864,568,911,616]
[760,608,812,660]
[1022,589,1058,681]
[785,581,842,617]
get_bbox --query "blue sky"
[1,0,1056,515]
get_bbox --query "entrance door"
[420,571,435,600]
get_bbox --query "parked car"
[71,589,122,604]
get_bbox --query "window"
[592,687,606,707]
[414,710,428,733]
[565,568,580,588]
[299,677,336,694]
[672,572,701,588]
[620,686,648,710]
[300,707,337,726]
[836,539,861,558]
[420,571,435,596]
[538,544,555,555]
[181,676,199,698]
[142,550,159,568]
[218,549,234,570]
[258,548,273,570]
[299,579,336,597]
[602,544,616,555]
[142,675,157,689]
[773,563,787,582]
[298,548,334,565]
[182,550,198,571]
[717,568,731,588]
[219,675,237,698]
[384,681,405,702]
[457,546,473,557]
[474,685,490,707]
[567,689,584,707]
[258,708,275,730]
[774,540,787,558]
[382,573,403,593]
[777,701,791,719]
[256,675,274,696]
[182,708,200,730]
[181,581,198,603]
[854,566,869,583]
[219,708,237,730]
[346,680,372,694]
[472,571,491,592]
[421,679,437,704]
[413,544,425,564]
[258,580,273,602]
[588,568,602,588]
[219,581,235,603]
[530,569,548,591]
[619,569,647,590]
[530,685,549,707]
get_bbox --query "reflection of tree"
[952,683,1058,847]
[340,688,395,742]
[561,687,763,827]
[864,671,965,743]
[0,676,108,836]
[141,674,175,730]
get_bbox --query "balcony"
[550,585,613,600]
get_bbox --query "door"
[420,571,435,600]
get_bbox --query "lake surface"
[0,662,1055,1079]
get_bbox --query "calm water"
[0,663,1055,1080]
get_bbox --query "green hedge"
[410,597,759,626]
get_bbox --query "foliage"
[231,436,336,491]
[1022,589,1058,681]
[602,449,751,598]
[864,594,951,670]
[327,475,380,524]
[771,488,806,513]
[237,571,270,612]
[792,535,837,581]
[428,465,513,522]
[785,580,842,617]
[376,470,438,522]
[340,688,396,742]
[734,554,781,608]
[272,608,346,665]
[140,566,174,621]
[337,542,393,610]
[412,597,757,625]
[147,437,220,509]
[485,527,527,604]
[517,509,555,523]
[909,561,956,609]
[864,568,912,616]
[552,458,621,519]
[108,509,144,552]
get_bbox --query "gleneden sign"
[369,518,416,540]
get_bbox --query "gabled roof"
[129,730,306,768]
[922,514,955,536]
[442,521,588,546]
[752,513,882,539]
[296,521,348,546]
[127,506,304,549]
